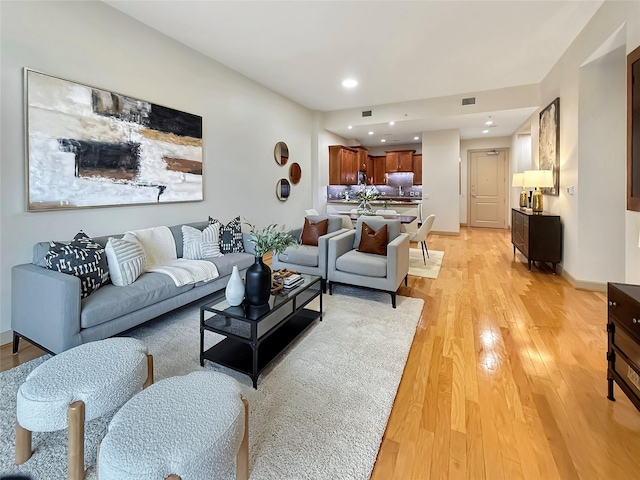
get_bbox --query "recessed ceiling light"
[381,139,386,143]
[389,121,395,126]
[482,129,489,134]
[368,131,374,135]
[485,120,493,126]
[347,125,353,129]
[413,136,419,140]
[342,79,358,88]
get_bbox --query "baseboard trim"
[559,266,607,292]
[1,329,13,347]
[431,230,460,236]
[460,222,467,227]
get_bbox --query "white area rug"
[408,248,444,278]
[0,287,423,480]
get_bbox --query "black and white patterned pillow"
[208,216,245,254]
[45,231,110,298]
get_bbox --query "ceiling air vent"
[362,110,372,117]
[461,97,476,106]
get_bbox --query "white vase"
[225,265,245,306]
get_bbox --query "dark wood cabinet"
[511,208,562,273]
[329,145,358,185]
[385,150,414,172]
[413,154,422,185]
[607,282,640,412]
[373,156,386,185]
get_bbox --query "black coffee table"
[200,274,323,388]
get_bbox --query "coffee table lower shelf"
[201,308,320,388]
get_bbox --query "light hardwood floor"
[2,227,640,479]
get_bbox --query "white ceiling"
[105,0,603,142]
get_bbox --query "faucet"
[398,185,403,196]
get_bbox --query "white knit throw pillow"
[105,237,146,286]
[182,224,223,260]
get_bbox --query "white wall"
[577,46,626,283]
[422,130,460,234]
[0,1,314,341]
[459,136,512,225]
[511,0,640,285]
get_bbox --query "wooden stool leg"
[15,421,32,464]
[143,354,154,389]
[237,397,249,480]
[68,400,85,480]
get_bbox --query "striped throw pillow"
[105,237,146,286]
[182,224,223,260]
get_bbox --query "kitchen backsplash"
[327,184,423,200]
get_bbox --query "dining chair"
[410,214,435,264]
[375,209,398,215]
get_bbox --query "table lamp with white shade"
[523,169,554,213]
[512,173,528,209]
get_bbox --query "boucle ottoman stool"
[98,371,249,480]
[15,337,153,480]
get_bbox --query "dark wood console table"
[511,208,562,273]
[607,282,640,412]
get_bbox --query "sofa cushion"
[357,222,388,256]
[336,249,387,278]
[182,224,223,259]
[277,245,319,267]
[81,272,193,329]
[353,218,400,250]
[210,216,245,254]
[45,231,110,298]
[306,215,342,234]
[169,222,209,258]
[202,252,254,278]
[105,237,146,286]
[301,218,328,246]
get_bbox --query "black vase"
[245,256,271,306]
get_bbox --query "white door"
[469,150,507,228]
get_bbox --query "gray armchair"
[327,217,410,308]
[272,215,347,292]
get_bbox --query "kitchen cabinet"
[511,208,562,273]
[373,156,386,185]
[385,150,415,172]
[353,146,373,184]
[329,145,358,185]
[413,154,422,185]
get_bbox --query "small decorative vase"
[357,199,373,215]
[225,265,245,306]
[245,256,272,306]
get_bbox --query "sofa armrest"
[387,233,410,285]
[317,228,349,274]
[12,264,82,354]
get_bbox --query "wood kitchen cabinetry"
[373,156,386,185]
[329,145,358,185]
[413,154,422,185]
[511,208,562,273]
[353,146,373,184]
[385,150,415,172]
[607,282,640,412]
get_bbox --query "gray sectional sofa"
[11,221,255,354]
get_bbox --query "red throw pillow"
[357,222,388,256]
[301,218,329,246]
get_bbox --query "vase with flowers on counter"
[356,186,381,215]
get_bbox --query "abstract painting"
[25,69,203,211]
[538,97,560,196]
